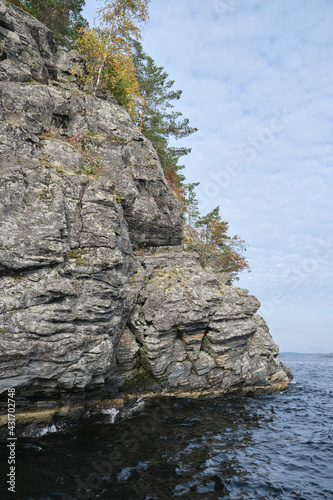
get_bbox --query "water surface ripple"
[1,355,333,499]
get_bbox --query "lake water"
[1,354,333,499]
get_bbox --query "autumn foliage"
[187,204,250,275]
[75,0,150,117]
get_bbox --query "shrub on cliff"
[196,206,250,274]
[182,196,250,276]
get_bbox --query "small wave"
[35,424,58,437]
[117,461,148,482]
[23,443,43,451]
[101,407,119,423]
[117,467,132,481]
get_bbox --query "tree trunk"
[93,52,108,97]
[139,89,147,132]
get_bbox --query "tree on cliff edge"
[184,182,200,227]
[75,0,150,117]
[132,41,198,196]
[195,206,250,274]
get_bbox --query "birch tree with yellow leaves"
[75,0,150,117]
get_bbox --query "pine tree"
[132,41,197,195]
[184,182,200,227]
[196,206,224,245]
[195,206,249,273]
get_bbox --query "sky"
[82,0,333,353]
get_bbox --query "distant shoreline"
[280,352,333,358]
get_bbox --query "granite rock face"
[0,156,135,398]
[117,247,290,395]
[0,78,183,248]
[0,1,290,423]
[0,0,57,82]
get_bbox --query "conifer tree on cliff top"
[132,41,198,196]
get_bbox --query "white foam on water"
[117,467,132,481]
[36,424,58,437]
[101,407,119,423]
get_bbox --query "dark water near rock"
[1,354,333,499]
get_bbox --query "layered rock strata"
[116,247,290,396]
[0,1,291,431]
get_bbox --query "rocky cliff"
[0,2,291,433]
